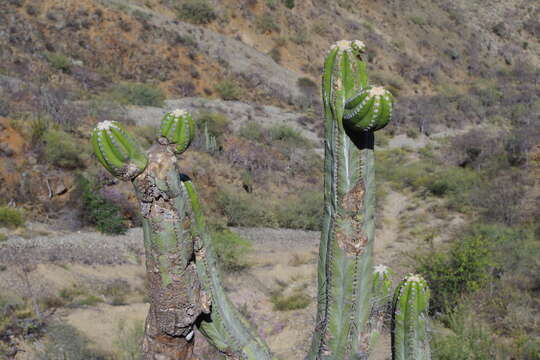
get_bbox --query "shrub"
[211,228,252,271]
[214,80,243,101]
[114,319,144,360]
[110,82,165,107]
[270,290,311,311]
[269,47,281,63]
[43,129,85,169]
[30,116,49,144]
[196,111,231,138]
[255,13,279,33]
[77,295,103,306]
[276,191,322,230]
[216,186,277,228]
[432,307,500,360]
[76,176,128,235]
[45,52,71,73]
[239,122,266,142]
[268,124,312,148]
[416,229,493,312]
[283,0,294,9]
[0,206,25,228]
[410,15,427,26]
[176,0,216,24]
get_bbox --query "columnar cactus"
[307,39,390,359]
[391,275,431,360]
[92,110,273,360]
[90,41,429,360]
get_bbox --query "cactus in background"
[204,122,218,154]
[391,275,431,360]
[91,40,430,360]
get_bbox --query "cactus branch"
[391,274,431,360]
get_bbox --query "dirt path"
[374,190,409,267]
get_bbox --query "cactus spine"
[391,275,431,360]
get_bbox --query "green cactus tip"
[344,86,393,133]
[160,109,196,154]
[392,274,431,360]
[91,120,148,181]
[373,264,393,298]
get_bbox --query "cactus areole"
[91,41,430,360]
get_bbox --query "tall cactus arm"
[308,39,392,360]
[391,274,431,360]
[182,180,274,360]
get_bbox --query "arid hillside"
[0,0,539,359]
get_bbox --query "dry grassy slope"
[3,0,537,105]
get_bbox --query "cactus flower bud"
[91,121,148,181]
[344,86,393,132]
[160,109,195,154]
[373,264,393,298]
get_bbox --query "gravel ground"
[0,227,320,266]
[0,228,144,265]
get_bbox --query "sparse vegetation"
[214,80,243,101]
[270,290,311,311]
[35,322,107,360]
[255,13,280,33]
[109,82,165,107]
[76,175,128,235]
[0,206,25,228]
[114,319,144,360]
[211,227,252,271]
[43,129,86,169]
[45,52,71,73]
[176,0,216,24]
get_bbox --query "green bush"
[176,0,216,24]
[30,116,49,144]
[45,52,71,72]
[43,129,85,169]
[432,308,500,360]
[276,191,322,230]
[196,111,231,138]
[110,82,165,107]
[77,176,128,235]
[270,290,311,311]
[214,80,243,101]
[216,186,277,227]
[283,0,295,9]
[416,230,493,312]
[239,122,266,142]
[0,206,25,228]
[269,124,312,148]
[211,228,252,271]
[255,13,279,33]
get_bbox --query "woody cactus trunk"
[91,41,430,360]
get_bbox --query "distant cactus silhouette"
[91,40,430,360]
